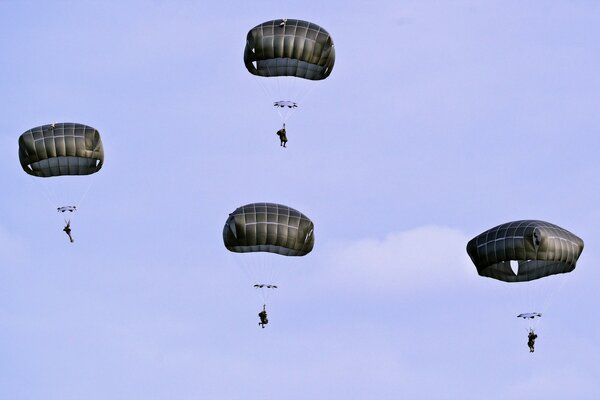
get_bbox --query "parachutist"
[276,123,287,147]
[63,220,74,243]
[527,329,537,353]
[258,304,268,328]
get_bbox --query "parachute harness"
[232,252,281,305]
[251,61,323,125]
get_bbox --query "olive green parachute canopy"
[244,19,335,80]
[223,202,314,256]
[467,220,584,283]
[18,123,104,178]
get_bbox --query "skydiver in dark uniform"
[63,220,74,243]
[258,304,268,328]
[527,329,537,353]
[276,123,287,147]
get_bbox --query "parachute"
[244,19,335,124]
[19,123,104,239]
[18,123,103,178]
[223,202,314,256]
[244,19,335,81]
[466,220,584,283]
[223,202,314,305]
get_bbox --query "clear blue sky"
[1,1,599,399]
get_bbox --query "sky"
[1,0,600,399]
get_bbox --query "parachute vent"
[227,215,238,239]
[509,260,519,276]
[305,228,313,244]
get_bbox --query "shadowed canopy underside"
[223,202,314,256]
[18,123,104,178]
[467,220,584,282]
[244,19,335,80]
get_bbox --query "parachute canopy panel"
[18,123,104,178]
[467,220,584,283]
[223,202,314,256]
[244,19,335,80]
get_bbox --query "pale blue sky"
[1,1,600,399]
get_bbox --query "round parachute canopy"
[223,202,314,256]
[467,220,584,283]
[244,19,335,80]
[18,123,104,178]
